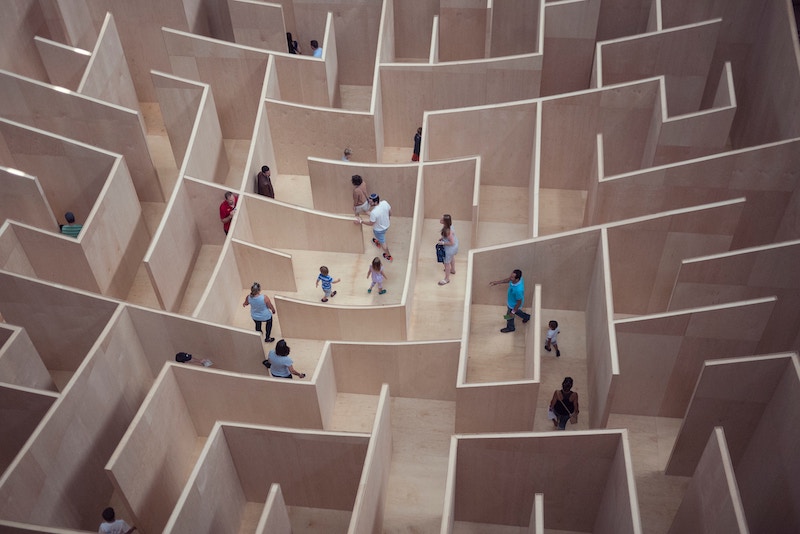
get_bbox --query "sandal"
[367,288,372,293]
[438,279,449,285]
[321,298,328,302]
[383,253,393,261]
[331,291,337,298]
[372,237,381,248]
[378,289,387,295]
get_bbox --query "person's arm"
[381,268,388,280]
[316,277,320,288]
[512,298,523,314]
[124,526,137,534]
[332,278,341,284]
[360,219,375,226]
[287,365,306,378]
[439,232,455,247]
[489,276,512,286]
[221,208,235,223]
[267,180,274,199]
[549,390,558,410]
[366,268,371,279]
[242,295,250,307]
[264,295,276,314]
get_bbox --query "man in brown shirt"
[352,174,368,219]
[257,165,274,198]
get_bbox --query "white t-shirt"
[546,326,560,344]
[369,200,391,232]
[99,519,132,534]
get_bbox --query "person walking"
[550,377,579,430]
[357,193,393,262]
[242,282,276,342]
[437,214,458,285]
[489,269,531,333]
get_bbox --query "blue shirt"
[248,294,272,321]
[507,278,524,309]
[313,47,323,58]
[268,351,293,377]
[318,273,333,290]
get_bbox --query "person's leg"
[553,342,560,357]
[322,289,331,302]
[264,318,274,342]
[501,307,515,332]
[254,320,263,336]
[557,413,569,430]
[439,259,451,284]
[515,308,531,323]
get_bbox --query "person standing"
[367,256,387,294]
[219,191,237,235]
[256,165,274,198]
[437,214,458,285]
[357,193,393,262]
[550,377,579,430]
[352,174,369,219]
[544,320,561,357]
[489,269,531,333]
[242,282,276,342]
[412,127,422,161]
[310,40,323,57]
[61,211,83,238]
[342,148,353,161]
[266,339,306,379]
[98,507,136,534]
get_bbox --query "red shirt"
[219,196,237,233]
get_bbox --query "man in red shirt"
[220,191,237,234]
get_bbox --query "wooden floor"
[118,105,685,533]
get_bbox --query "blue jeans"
[505,307,531,331]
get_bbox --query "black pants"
[254,318,273,340]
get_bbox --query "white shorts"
[355,201,369,213]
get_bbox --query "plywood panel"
[144,185,202,311]
[184,85,230,184]
[455,382,538,433]
[81,159,148,297]
[0,307,154,530]
[348,384,392,533]
[0,325,56,391]
[438,5,486,62]
[0,71,160,201]
[241,194,365,252]
[265,100,377,174]
[163,28,270,139]
[614,298,775,418]
[78,13,141,117]
[232,240,297,292]
[0,170,57,231]
[470,230,600,311]
[0,273,118,371]
[380,57,541,146]
[427,101,537,188]
[106,367,198,534]
[733,355,800,533]
[541,0,600,96]
[273,53,333,108]
[164,425,247,534]
[126,304,265,377]
[669,240,800,353]
[275,295,407,341]
[228,0,286,51]
[0,229,36,278]
[152,71,205,168]
[0,384,58,473]
[490,0,540,57]
[256,484,291,534]
[453,432,631,531]
[33,36,90,91]
[540,80,659,189]
[668,427,748,534]
[308,158,419,217]
[331,341,459,400]
[224,424,369,509]
[0,119,115,231]
[422,158,477,220]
